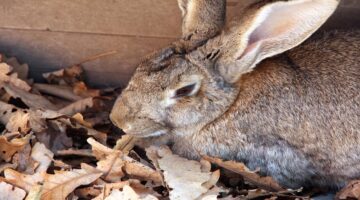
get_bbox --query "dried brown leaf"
[25,185,42,200]
[87,138,114,160]
[96,151,125,182]
[33,83,82,101]
[102,185,158,200]
[114,135,138,154]
[31,142,54,173]
[43,65,84,86]
[56,149,94,157]
[148,146,220,200]
[204,156,284,192]
[336,180,360,200]
[58,97,94,116]
[0,63,12,74]
[73,82,100,98]
[0,181,26,200]
[87,138,162,184]
[5,57,29,80]
[41,168,102,200]
[52,117,107,144]
[0,135,29,162]
[123,157,163,185]
[4,169,44,192]
[12,142,37,174]
[74,186,101,199]
[0,102,48,133]
[4,84,57,110]
[72,113,93,127]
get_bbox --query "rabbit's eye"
[174,83,197,98]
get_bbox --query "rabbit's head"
[110,0,339,138]
[110,44,238,137]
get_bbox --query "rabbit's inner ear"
[214,0,339,83]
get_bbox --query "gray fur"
[110,0,359,189]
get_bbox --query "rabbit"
[110,0,360,190]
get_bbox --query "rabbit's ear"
[177,0,226,45]
[214,0,339,83]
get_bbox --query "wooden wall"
[0,0,359,87]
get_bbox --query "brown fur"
[110,0,359,189]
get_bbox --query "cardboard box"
[0,0,358,87]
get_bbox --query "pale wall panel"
[0,28,174,87]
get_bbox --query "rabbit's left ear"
[177,0,226,47]
[214,0,339,83]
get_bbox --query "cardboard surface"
[0,0,359,87]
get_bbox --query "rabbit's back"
[229,30,360,188]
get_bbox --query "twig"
[74,50,118,66]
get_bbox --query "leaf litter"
[0,53,354,200]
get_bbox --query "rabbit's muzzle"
[110,99,169,138]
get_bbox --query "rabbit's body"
[172,31,360,189]
[111,0,359,189]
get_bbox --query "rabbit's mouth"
[125,127,169,138]
[127,129,168,138]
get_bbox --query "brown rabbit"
[110,0,360,189]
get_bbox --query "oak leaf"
[4,169,44,192]
[104,185,158,200]
[147,146,220,200]
[0,181,26,200]
[336,180,360,200]
[0,135,29,162]
[96,151,125,182]
[203,156,284,192]
[31,142,54,173]
[41,168,102,200]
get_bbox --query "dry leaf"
[0,63,12,74]
[0,136,29,162]
[148,146,220,200]
[0,101,30,132]
[88,138,162,184]
[53,159,72,170]
[96,151,125,182]
[4,169,44,192]
[25,185,43,200]
[336,180,360,200]
[73,82,100,98]
[114,135,138,154]
[43,65,84,86]
[123,157,163,185]
[0,102,49,133]
[56,149,94,157]
[7,110,30,132]
[87,138,114,160]
[4,57,29,80]
[0,181,26,200]
[0,163,17,174]
[103,185,158,200]
[203,156,284,192]
[0,72,31,91]
[33,83,82,101]
[51,117,107,144]
[74,186,102,199]
[31,142,54,173]
[41,168,102,200]
[12,142,38,174]
[72,113,93,128]
[4,84,57,110]
[58,97,94,116]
